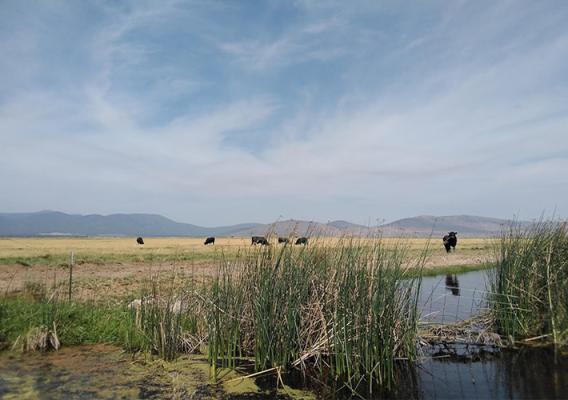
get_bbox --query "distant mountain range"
[0,211,527,237]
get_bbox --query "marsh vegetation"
[489,220,568,345]
[1,224,567,398]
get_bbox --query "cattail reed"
[206,236,424,393]
[489,220,568,345]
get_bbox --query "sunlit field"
[0,237,249,263]
[0,236,494,299]
[0,236,492,264]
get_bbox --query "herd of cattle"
[205,235,308,246]
[136,235,308,246]
[136,232,457,251]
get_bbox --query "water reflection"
[419,269,488,323]
[445,274,460,296]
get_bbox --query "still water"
[419,269,489,323]
[415,268,568,399]
[418,347,568,400]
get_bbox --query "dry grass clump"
[13,323,60,352]
[421,314,503,347]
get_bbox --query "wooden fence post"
[68,251,74,301]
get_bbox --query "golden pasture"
[0,236,494,299]
[0,236,493,264]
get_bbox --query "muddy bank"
[0,262,216,299]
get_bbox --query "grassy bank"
[0,297,135,349]
[417,262,495,278]
[0,265,208,354]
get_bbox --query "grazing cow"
[136,237,144,245]
[442,232,458,253]
[251,236,270,246]
[204,237,215,245]
[278,237,289,244]
[295,237,308,246]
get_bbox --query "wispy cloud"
[1,1,567,224]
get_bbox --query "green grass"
[489,220,568,345]
[0,298,135,347]
[131,281,202,360]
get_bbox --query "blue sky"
[1,0,567,225]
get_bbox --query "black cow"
[295,237,308,246]
[442,232,458,253]
[136,237,144,245]
[204,237,215,245]
[251,236,269,246]
[278,237,289,244]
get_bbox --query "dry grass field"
[0,236,494,299]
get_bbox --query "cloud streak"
[1,0,567,225]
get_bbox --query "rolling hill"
[0,211,526,237]
[0,211,261,237]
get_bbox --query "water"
[2,344,566,399]
[418,269,489,324]
[418,347,568,400]
[413,268,568,399]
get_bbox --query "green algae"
[0,345,311,399]
[1,374,41,400]
[277,383,317,400]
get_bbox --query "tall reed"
[130,282,186,361]
[206,237,424,393]
[489,220,568,345]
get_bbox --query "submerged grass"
[489,220,568,345]
[206,237,425,394]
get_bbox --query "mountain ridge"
[0,211,529,237]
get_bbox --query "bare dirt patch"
[0,261,216,300]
